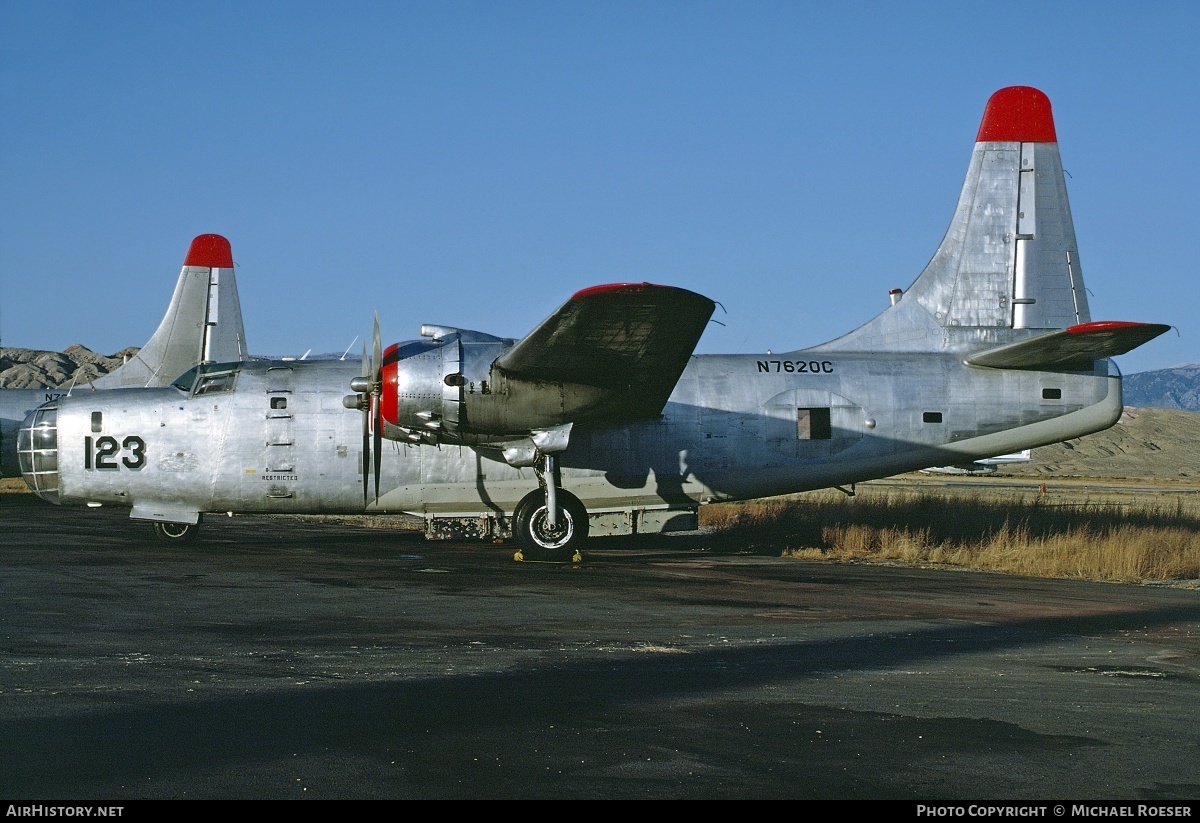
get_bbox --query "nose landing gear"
[151,520,199,545]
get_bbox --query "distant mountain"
[0,345,135,389]
[999,406,1200,481]
[1123,364,1200,412]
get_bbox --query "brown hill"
[0,345,137,389]
[1000,407,1200,481]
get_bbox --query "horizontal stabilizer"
[496,283,715,419]
[966,322,1171,370]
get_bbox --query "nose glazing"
[18,404,60,504]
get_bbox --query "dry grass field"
[699,480,1200,583]
[0,477,27,495]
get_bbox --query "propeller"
[345,312,383,504]
[358,340,371,503]
[370,312,383,504]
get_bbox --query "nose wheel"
[151,521,199,545]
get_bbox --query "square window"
[797,407,832,440]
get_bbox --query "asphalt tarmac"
[2,494,1199,800]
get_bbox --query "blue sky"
[1,1,1196,375]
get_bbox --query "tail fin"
[818,86,1110,354]
[92,234,249,388]
[913,86,1088,332]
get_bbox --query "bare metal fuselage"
[44,348,1119,522]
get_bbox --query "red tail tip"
[976,86,1057,143]
[184,234,233,268]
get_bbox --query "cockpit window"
[171,367,200,393]
[195,372,237,395]
[172,362,242,396]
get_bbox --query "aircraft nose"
[18,403,60,504]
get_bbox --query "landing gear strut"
[512,454,587,562]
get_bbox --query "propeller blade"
[372,311,382,382]
[373,396,383,504]
[371,312,383,504]
[361,341,370,504]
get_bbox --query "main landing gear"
[512,453,587,563]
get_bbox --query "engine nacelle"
[377,327,612,444]
[378,333,486,443]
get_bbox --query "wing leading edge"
[495,283,715,420]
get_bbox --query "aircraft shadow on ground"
[2,603,1198,798]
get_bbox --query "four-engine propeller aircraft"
[18,87,1169,558]
[1,234,247,478]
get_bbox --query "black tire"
[513,489,588,561]
[152,521,199,545]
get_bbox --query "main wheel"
[152,521,199,545]
[513,489,588,561]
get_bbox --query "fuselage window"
[923,411,943,423]
[797,407,832,440]
[1042,388,1062,400]
[270,397,288,410]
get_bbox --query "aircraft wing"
[966,321,1171,370]
[494,282,715,419]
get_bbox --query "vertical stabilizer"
[910,86,1089,330]
[818,86,1091,354]
[92,234,248,388]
